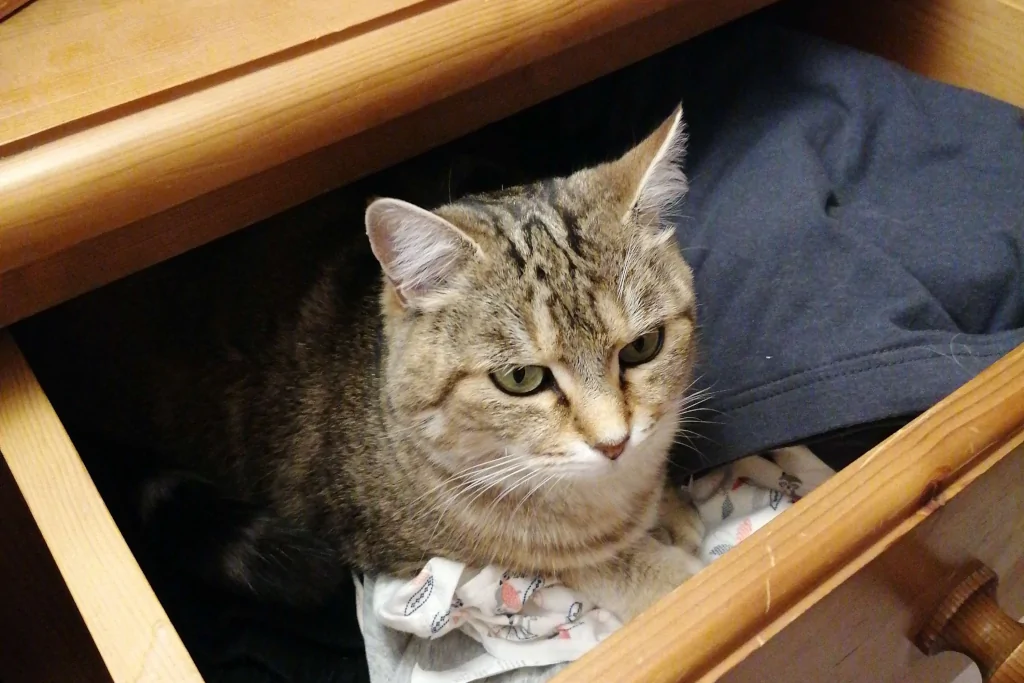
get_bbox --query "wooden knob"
[916,563,1024,683]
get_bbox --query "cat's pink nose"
[594,437,628,460]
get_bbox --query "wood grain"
[0,0,694,277]
[916,564,1024,682]
[0,0,33,22]
[714,442,1024,683]
[552,341,1024,683]
[0,0,776,327]
[0,332,203,682]
[787,0,1024,108]
[0,0,422,143]
[0,456,113,683]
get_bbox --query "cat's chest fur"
[364,449,665,576]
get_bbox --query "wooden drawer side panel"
[0,332,202,682]
[0,454,113,683]
[788,0,1024,109]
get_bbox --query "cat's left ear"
[601,104,688,226]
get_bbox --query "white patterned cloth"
[689,446,834,564]
[369,559,620,683]
[358,445,833,683]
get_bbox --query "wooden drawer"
[2,0,1023,682]
[4,334,1023,682]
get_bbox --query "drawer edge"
[0,0,778,328]
[0,331,203,682]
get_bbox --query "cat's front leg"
[564,535,704,623]
[657,481,705,555]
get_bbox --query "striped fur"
[25,106,704,619]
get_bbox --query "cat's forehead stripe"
[458,197,528,273]
[530,296,560,356]
[537,178,585,256]
[449,179,691,369]
[460,188,583,267]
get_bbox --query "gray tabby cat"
[27,106,705,622]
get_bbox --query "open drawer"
[5,336,1024,683]
[2,0,1024,682]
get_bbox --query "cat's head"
[367,106,697,485]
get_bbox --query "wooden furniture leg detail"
[917,563,1024,683]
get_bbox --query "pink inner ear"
[366,198,474,300]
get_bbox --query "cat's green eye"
[491,365,549,396]
[619,327,665,367]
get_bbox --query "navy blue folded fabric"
[664,21,1024,467]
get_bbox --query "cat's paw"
[657,542,705,584]
[568,537,704,623]
[618,543,704,622]
[658,486,705,555]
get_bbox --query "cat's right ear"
[365,198,480,305]
[589,105,687,230]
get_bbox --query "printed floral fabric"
[373,558,620,683]
[688,446,834,564]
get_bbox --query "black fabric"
[38,15,1024,683]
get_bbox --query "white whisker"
[405,452,522,508]
[418,462,528,554]
[512,470,559,517]
[463,464,533,508]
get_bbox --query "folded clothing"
[359,446,834,683]
[366,561,619,683]
[668,19,1024,466]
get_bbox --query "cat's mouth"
[528,425,674,478]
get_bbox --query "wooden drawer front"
[719,442,1024,683]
